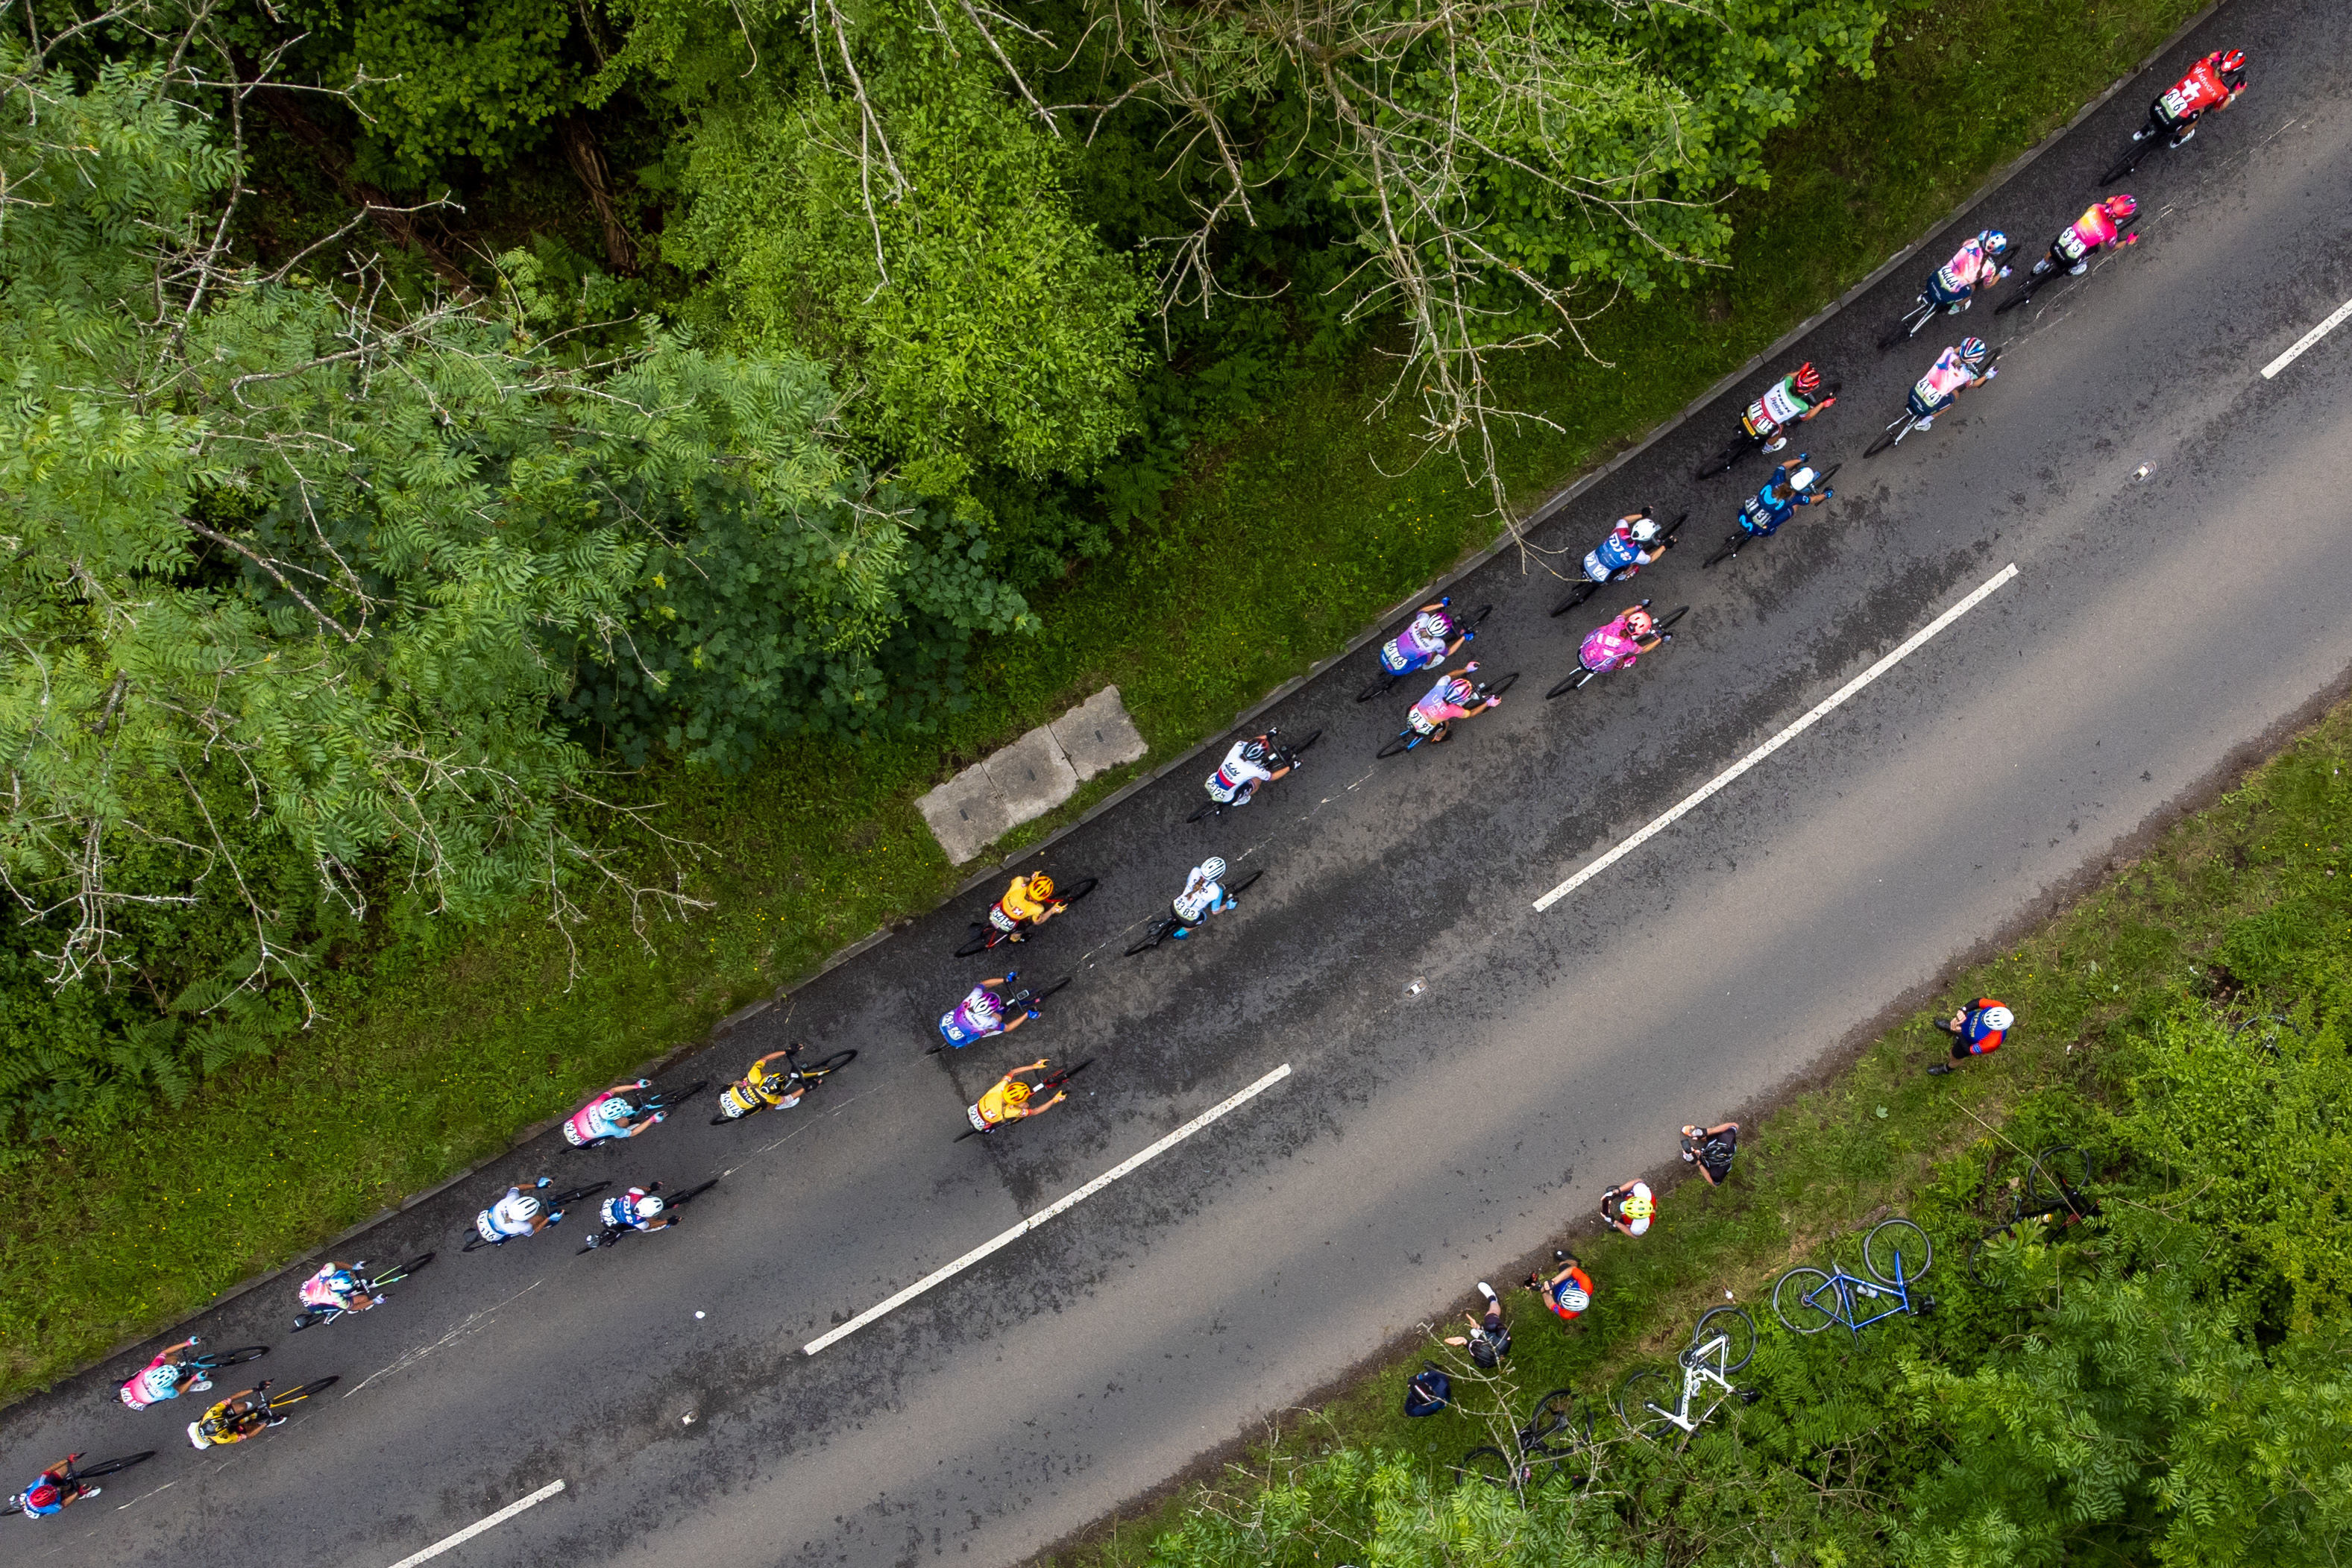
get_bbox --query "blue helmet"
[1982,230,2010,259]
[327,1268,359,1294]
[1958,337,1989,369]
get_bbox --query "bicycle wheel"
[1655,605,1691,634]
[664,1178,720,1209]
[1660,510,1691,542]
[550,1181,611,1209]
[1186,799,1221,823]
[652,1080,708,1109]
[1039,1057,1095,1092]
[1550,581,1599,617]
[799,1048,858,1082]
[2027,1147,2092,1214]
[1877,301,1930,351]
[1031,975,1072,1004]
[1056,878,1099,907]
[460,1231,497,1253]
[371,1253,434,1290]
[1456,1447,1516,1487]
[1461,604,1494,630]
[1773,1268,1840,1334]
[69,1451,157,1482]
[1484,672,1520,697]
[1356,673,1395,703]
[1864,419,1906,458]
[1529,1388,1582,1446]
[1614,1367,1678,1442]
[1994,283,2037,315]
[1692,1306,1756,1371]
[1544,670,1589,699]
[1286,728,1323,758]
[1693,438,1749,479]
[195,1345,270,1370]
[1226,869,1264,897]
[1702,535,1741,568]
[1813,462,1842,488]
[953,930,995,958]
[1376,734,1415,759]
[1864,1218,1934,1286]
[1124,922,1175,957]
[268,1377,339,1409]
[2098,144,2145,187]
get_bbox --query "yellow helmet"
[1004,1077,1033,1104]
[1028,872,1055,901]
[1623,1192,1655,1220]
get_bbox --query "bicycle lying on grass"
[292,1255,435,1331]
[1456,1388,1600,1492]
[1614,1306,1758,1446]
[1773,1218,1934,1336]
[1966,1145,2102,1287]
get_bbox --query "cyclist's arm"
[1001,1010,1030,1033]
[749,1051,792,1076]
[1025,1091,1069,1118]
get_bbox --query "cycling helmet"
[327,1268,359,1294]
[1629,517,1662,544]
[635,1194,664,1219]
[1622,1192,1656,1220]
[2217,48,2245,75]
[1239,739,1269,766]
[2101,194,2138,221]
[1981,1004,2016,1031]
[1004,1077,1032,1104]
[508,1194,543,1224]
[1028,872,1054,901]
[1199,856,1227,884]
[1624,606,1657,637]
[1558,1286,1591,1313]
[1958,336,1989,369]
[1792,362,1823,396]
[24,1482,60,1510]
[1444,676,1477,705]
[1982,230,2010,259]
[1788,466,1819,493]
[601,1096,635,1121]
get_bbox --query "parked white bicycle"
[1612,1306,1759,1446]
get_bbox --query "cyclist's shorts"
[1906,385,1952,421]
[1377,637,1424,676]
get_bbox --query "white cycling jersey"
[481,1191,538,1239]
[1172,871,1227,924]
[1207,741,1275,802]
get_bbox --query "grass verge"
[0,0,2215,1400]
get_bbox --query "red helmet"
[1792,362,1823,396]
[2216,48,2246,75]
[2102,194,2137,221]
[25,1483,60,1510]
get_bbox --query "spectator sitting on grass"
[1600,1180,1655,1237]
[1928,998,2013,1074]
[1443,1281,1512,1367]
[1681,1121,1741,1185]
[1526,1250,1594,1323]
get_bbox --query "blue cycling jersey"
[1739,487,1797,537]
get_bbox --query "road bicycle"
[928,974,1073,1052]
[1550,513,1688,616]
[1614,1306,1758,1446]
[954,878,1100,957]
[1189,728,1321,822]
[1864,348,2002,457]
[291,1254,435,1331]
[1700,467,1839,567]
[563,1076,710,1149]
[712,1043,860,1121]
[1966,1145,2101,1287]
[1456,1388,1599,1492]
[1773,1218,1935,1336]
[954,1059,1095,1140]
[198,1378,340,1443]
[1547,605,1687,698]
[1357,602,1494,701]
[1693,393,1840,479]
[1125,871,1263,954]
[462,1182,610,1251]
[577,1177,720,1253]
[1375,673,1518,758]
[1996,231,2135,315]
[2,1451,157,1514]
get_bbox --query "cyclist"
[1681,1121,1741,1186]
[1928,997,2013,1074]
[1168,857,1236,941]
[1403,663,1503,744]
[1599,1179,1655,1238]
[1736,457,1833,541]
[1570,509,1673,589]
[1204,734,1297,809]
[1738,363,1833,455]
[1902,338,1996,432]
[2135,48,2246,149]
[1925,230,2011,314]
[936,975,1034,1050]
[119,1336,209,1411]
[473,1176,562,1246]
[297,1262,376,1320]
[1576,603,1665,678]
[11,1457,101,1516]
[564,1079,664,1147]
[978,871,1066,945]
[186,1381,281,1449]
[719,1044,814,1116]
[582,1185,673,1248]
[1442,1282,1511,1367]
[1526,1250,1596,1323]
[1377,597,1476,681]
[965,1059,1070,1136]
[2031,195,2137,279]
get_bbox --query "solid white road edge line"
[1532,563,2019,913]
[804,1062,1295,1356]
[2263,296,2352,379]
[385,1479,565,1568]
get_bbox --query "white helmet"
[1199,856,1227,884]
[1981,1005,2015,1031]
[1630,517,1661,544]
[635,1194,665,1219]
[506,1194,543,1223]
[1788,466,1820,493]
[1559,1287,1591,1312]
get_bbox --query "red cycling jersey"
[2161,53,2239,120]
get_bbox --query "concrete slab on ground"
[916,764,1017,865]
[984,724,1080,822]
[1050,686,1148,781]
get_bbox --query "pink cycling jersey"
[2058,205,2120,259]
[1408,675,1480,732]
[1579,617,1644,674]
[1914,346,1978,406]
[564,1092,635,1146]
[119,1351,183,1410]
[1935,237,2002,296]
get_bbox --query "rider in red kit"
[2136,48,2246,149]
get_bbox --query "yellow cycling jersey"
[999,877,1049,924]
[971,1077,1031,1130]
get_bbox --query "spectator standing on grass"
[1527,1250,1596,1323]
[1600,1180,1655,1238]
[1682,1121,1741,1186]
[1444,1282,1512,1367]
[1928,997,2013,1074]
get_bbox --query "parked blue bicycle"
[1771,1218,1934,1336]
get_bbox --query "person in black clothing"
[1682,1121,1740,1186]
[1443,1281,1511,1368]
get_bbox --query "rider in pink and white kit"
[1925,230,2011,313]
[1577,605,1666,677]
[2032,195,2137,279]
[1403,664,1503,741]
[1903,338,1996,428]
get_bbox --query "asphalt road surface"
[10,3,2352,1564]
